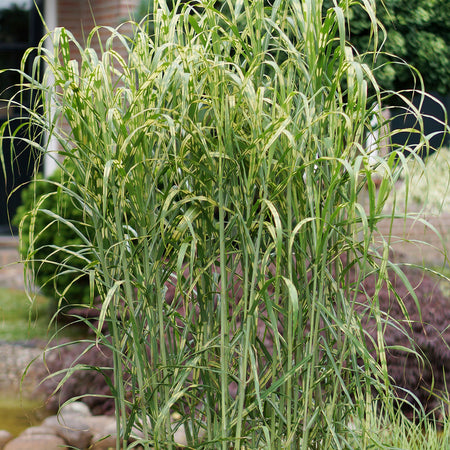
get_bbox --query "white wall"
[43,0,59,177]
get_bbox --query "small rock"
[59,401,92,418]
[20,425,58,436]
[42,415,93,449]
[171,424,187,446]
[0,430,13,449]
[90,432,117,450]
[3,434,67,450]
[172,422,206,447]
[90,418,118,450]
[87,415,116,435]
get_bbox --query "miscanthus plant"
[2,0,449,448]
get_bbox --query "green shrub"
[13,162,93,309]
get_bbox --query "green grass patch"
[0,288,50,341]
[0,288,85,342]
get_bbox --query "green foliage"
[13,163,93,309]
[2,0,447,448]
[348,403,450,449]
[341,0,449,95]
[135,0,154,19]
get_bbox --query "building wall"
[57,0,140,55]
[57,0,139,34]
[45,0,140,172]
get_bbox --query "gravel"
[0,340,46,397]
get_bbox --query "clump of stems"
[2,0,448,448]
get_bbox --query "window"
[0,0,43,234]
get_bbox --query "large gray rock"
[3,434,67,450]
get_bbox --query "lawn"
[0,288,85,342]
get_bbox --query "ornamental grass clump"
[2,0,449,448]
